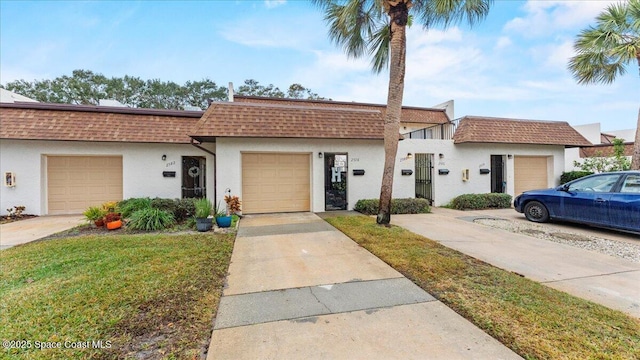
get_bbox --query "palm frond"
[568,0,639,84]
[369,24,390,73]
[413,0,493,29]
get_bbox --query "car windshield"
[568,174,621,193]
[620,174,640,193]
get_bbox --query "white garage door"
[242,153,310,214]
[514,156,548,195]
[48,156,123,215]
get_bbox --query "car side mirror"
[560,184,570,192]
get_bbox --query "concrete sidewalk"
[392,208,640,318]
[0,215,84,250]
[207,213,521,359]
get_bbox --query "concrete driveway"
[0,215,85,250]
[392,208,640,318]
[208,212,521,359]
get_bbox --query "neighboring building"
[0,88,38,103]
[0,96,590,216]
[566,123,635,171]
[0,102,210,215]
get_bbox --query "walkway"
[207,212,521,359]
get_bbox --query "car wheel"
[524,201,549,223]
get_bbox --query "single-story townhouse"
[0,96,590,216]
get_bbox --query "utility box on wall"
[4,172,15,187]
[462,169,470,181]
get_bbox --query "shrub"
[450,193,512,210]
[194,198,213,218]
[354,198,431,215]
[127,208,176,231]
[119,198,152,218]
[173,198,196,222]
[560,171,593,184]
[150,197,175,212]
[224,195,242,215]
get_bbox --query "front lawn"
[326,215,640,360]
[0,233,234,359]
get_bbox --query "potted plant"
[194,198,213,232]
[83,206,107,227]
[215,201,232,228]
[104,212,122,230]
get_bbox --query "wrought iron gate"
[415,153,434,204]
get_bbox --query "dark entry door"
[182,156,206,198]
[491,155,505,193]
[415,153,433,204]
[324,153,348,210]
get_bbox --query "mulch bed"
[0,215,38,225]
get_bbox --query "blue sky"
[1,0,637,133]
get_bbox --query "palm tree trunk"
[377,4,407,225]
[632,108,640,170]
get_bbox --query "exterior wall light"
[318,152,323,158]
[162,154,167,161]
[439,153,444,159]
[407,153,413,159]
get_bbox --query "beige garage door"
[48,156,123,215]
[514,156,548,195]
[242,153,310,214]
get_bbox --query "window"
[567,174,621,193]
[620,175,640,193]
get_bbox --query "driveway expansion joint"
[214,278,435,329]
[541,269,640,284]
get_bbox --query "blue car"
[514,171,640,233]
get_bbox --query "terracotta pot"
[106,219,122,230]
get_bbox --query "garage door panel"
[514,156,548,195]
[242,153,310,214]
[48,156,123,215]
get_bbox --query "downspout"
[190,138,216,203]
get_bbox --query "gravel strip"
[474,218,640,263]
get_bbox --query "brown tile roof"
[0,102,201,143]
[191,101,385,141]
[452,116,592,147]
[580,142,634,157]
[233,95,449,124]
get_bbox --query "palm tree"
[568,0,640,170]
[313,0,493,225]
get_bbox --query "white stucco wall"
[0,139,215,215]
[214,138,385,212]
[1,136,567,216]
[394,140,565,206]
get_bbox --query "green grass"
[325,215,640,360]
[0,233,234,359]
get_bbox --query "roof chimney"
[228,82,234,102]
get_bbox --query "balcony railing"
[405,119,461,140]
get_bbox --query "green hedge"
[450,193,512,210]
[354,198,431,215]
[118,197,195,223]
[560,171,593,184]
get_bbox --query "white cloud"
[264,0,286,9]
[504,0,618,37]
[495,36,511,50]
